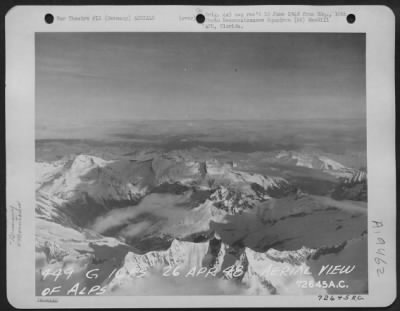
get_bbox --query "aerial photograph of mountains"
[35,32,367,296]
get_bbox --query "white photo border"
[6,5,396,308]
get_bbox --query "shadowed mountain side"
[210,194,366,252]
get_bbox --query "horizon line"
[67,117,367,123]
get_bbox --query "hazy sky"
[36,32,365,133]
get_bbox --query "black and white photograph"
[34,32,369,296]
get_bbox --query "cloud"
[119,221,153,239]
[90,205,139,233]
[90,193,221,237]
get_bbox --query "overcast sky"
[36,32,365,135]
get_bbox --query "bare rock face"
[332,170,367,202]
[332,180,367,202]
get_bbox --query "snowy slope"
[106,238,324,295]
[275,150,366,181]
[36,154,290,207]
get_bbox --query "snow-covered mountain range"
[35,151,368,296]
[275,150,367,182]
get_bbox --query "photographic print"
[34,32,368,296]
